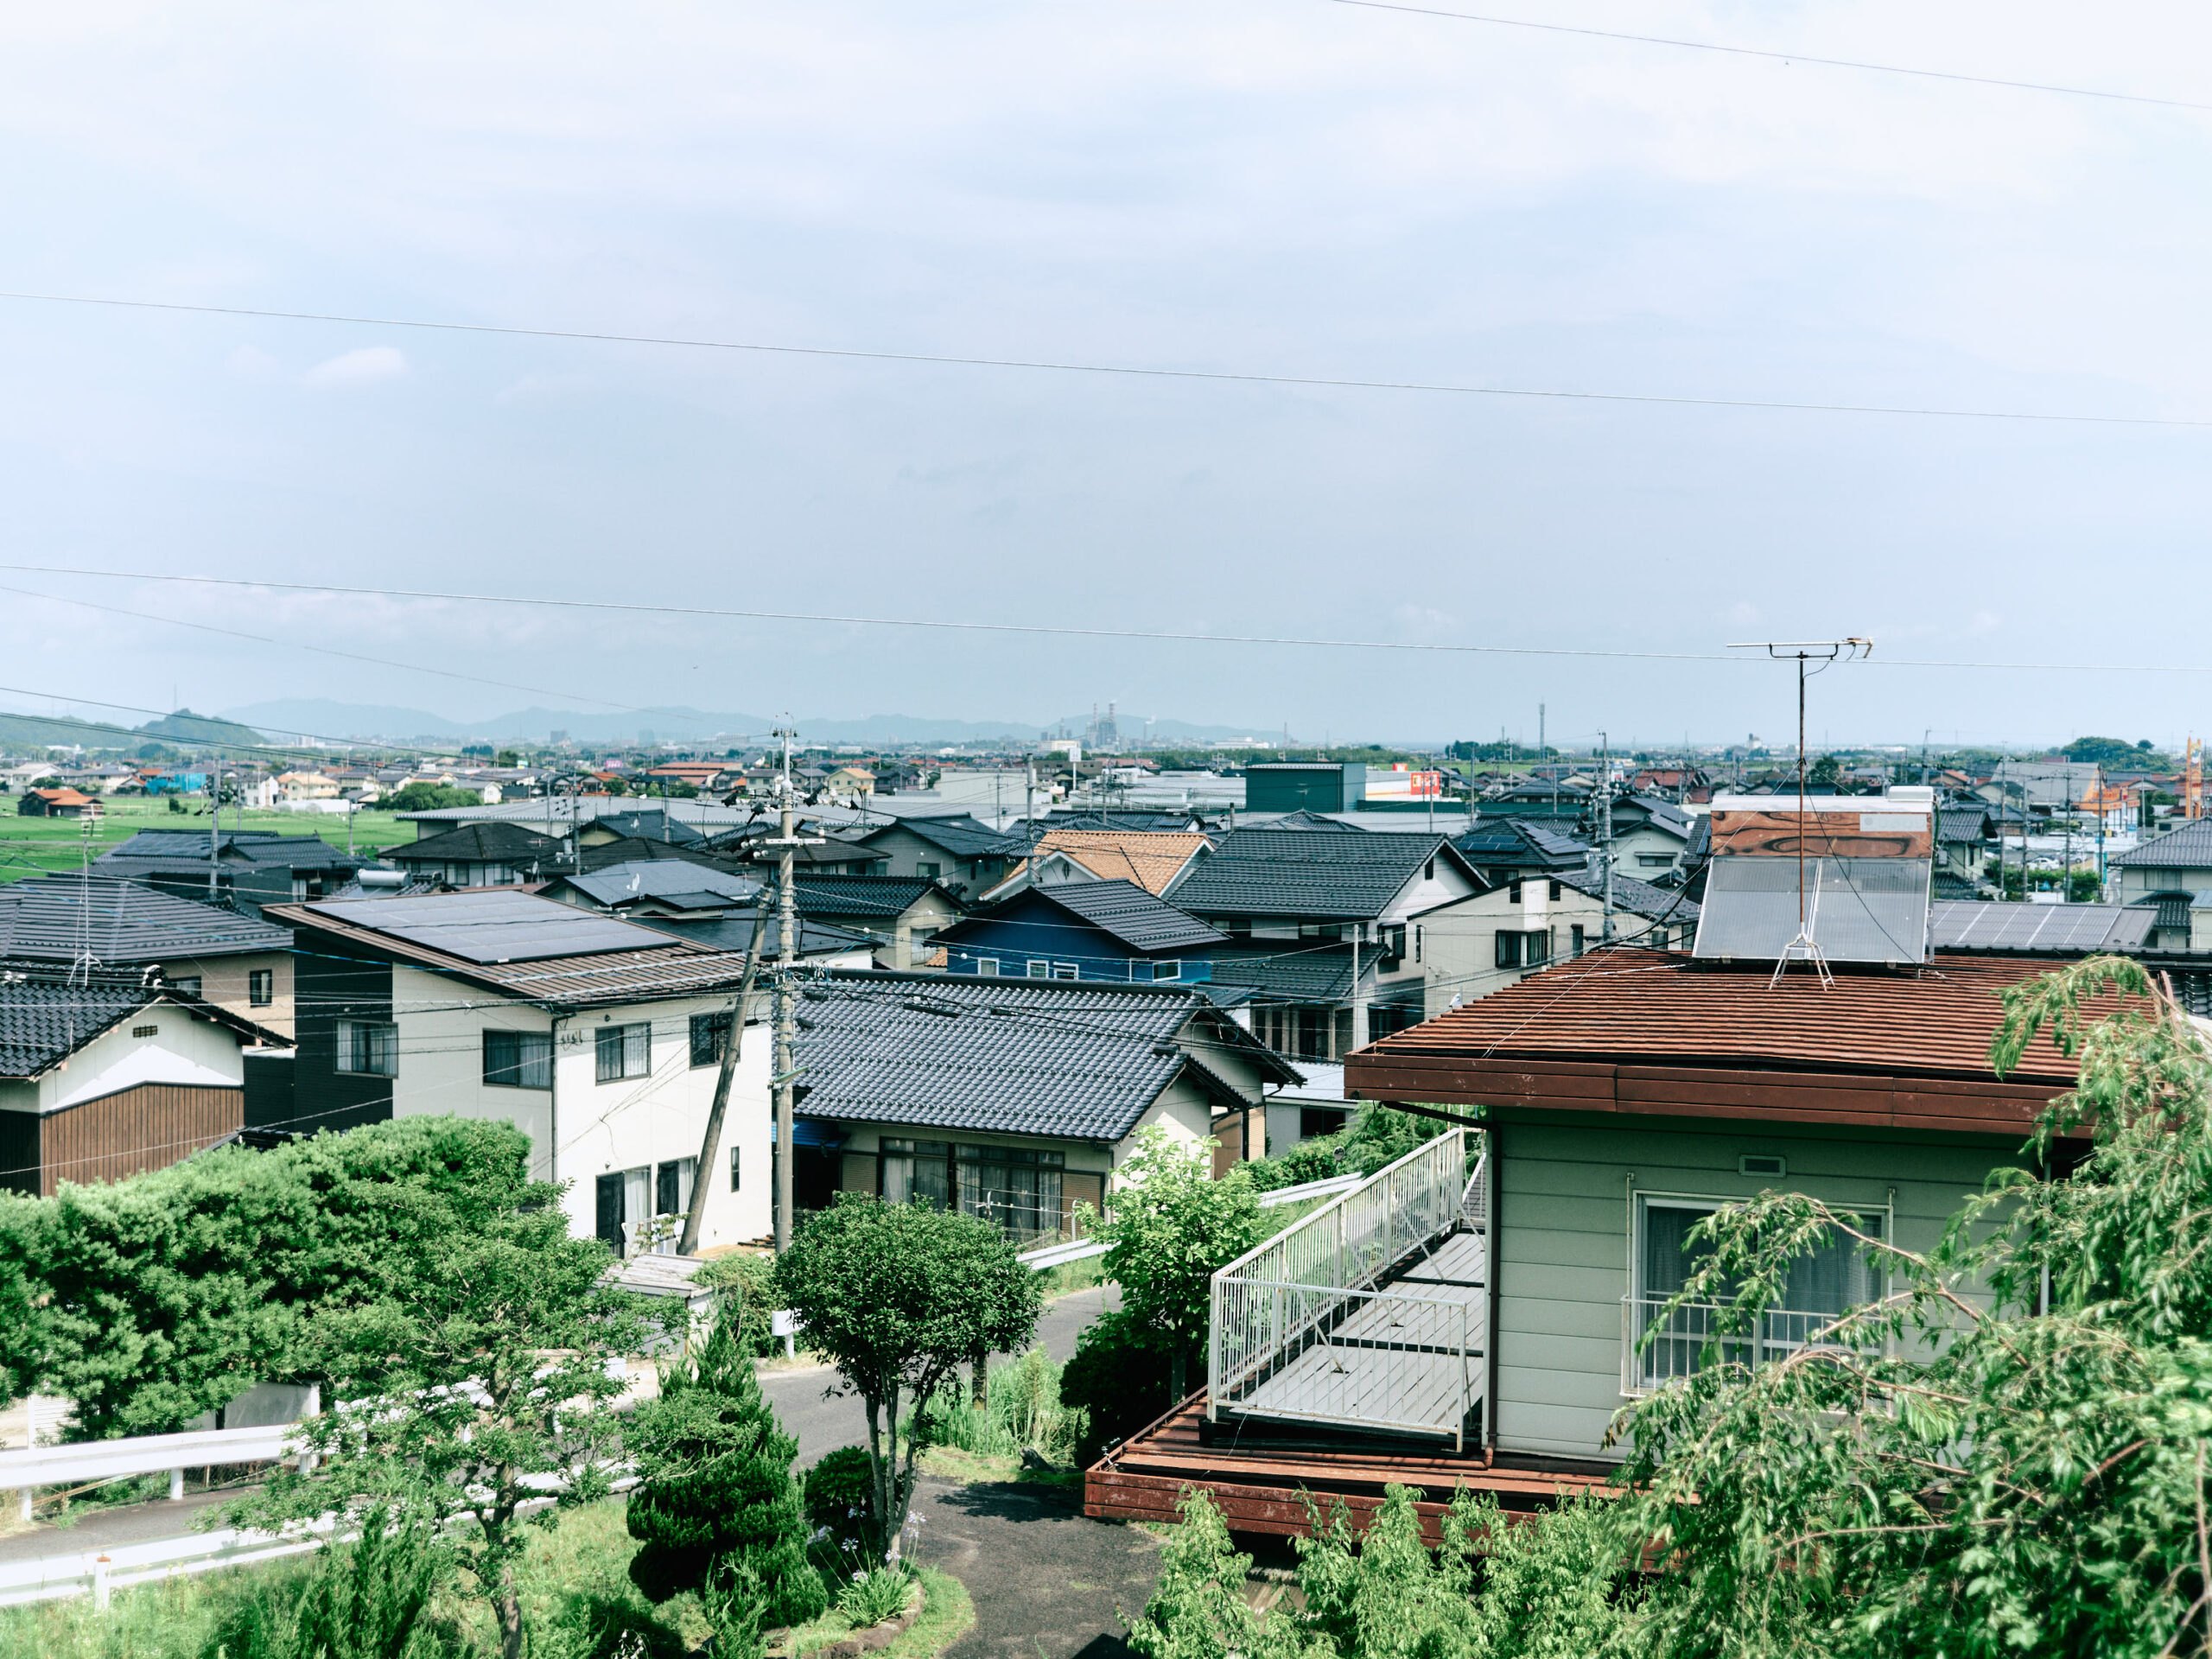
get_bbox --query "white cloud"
[304,346,408,386]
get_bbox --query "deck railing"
[1209,1128,1478,1434]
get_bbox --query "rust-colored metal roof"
[1357,949,2111,1086]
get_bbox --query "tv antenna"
[1727,639,1874,987]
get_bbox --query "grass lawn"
[0,1497,976,1659]
[0,798,419,883]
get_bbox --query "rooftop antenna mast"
[1727,639,1873,988]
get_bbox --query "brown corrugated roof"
[1358,949,2122,1085]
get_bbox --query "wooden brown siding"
[38,1084,243,1196]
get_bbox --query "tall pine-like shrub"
[626,1300,826,1628]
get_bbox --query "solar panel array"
[1929,900,2153,954]
[312,891,677,963]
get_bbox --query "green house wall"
[1491,1108,2033,1462]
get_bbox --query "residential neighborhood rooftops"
[551,861,763,912]
[0,973,287,1077]
[1001,828,1213,896]
[855,815,1025,858]
[1165,828,1473,921]
[790,971,1296,1143]
[0,877,292,963]
[1453,818,1593,872]
[98,830,369,874]
[1554,868,1700,925]
[791,874,952,918]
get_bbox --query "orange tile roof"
[1010,830,1211,896]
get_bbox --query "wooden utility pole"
[675,883,772,1256]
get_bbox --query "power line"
[1324,0,2212,114]
[0,582,649,717]
[13,566,2212,677]
[1,289,2205,429]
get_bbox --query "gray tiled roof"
[859,817,1024,859]
[629,912,876,959]
[791,875,946,919]
[552,862,762,911]
[1206,944,1363,1004]
[1164,829,1459,921]
[0,975,158,1077]
[0,878,291,963]
[385,823,563,864]
[2113,820,2212,869]
[1453,819,1592,871]
[1030,881,1227,952]
[791,971,1293,1141]
[1555,868,1700,925]
[99,830,370,874]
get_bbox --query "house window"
[880,1138,951,1209]
[1027,959,1050,978]
[690,1010,732,1068]
[1629,1193,1886,1391]
[1650,928,1670,950]
[1051,962,1079,981]
[729,1145,741,1192]
[1638,854,1675,868]
[1494,930,1552,969]
[957,1144,1065,1243]
[1425,858,1435,881]
[131,1024,159,1039]
[170,976,202,998]
[1571,925,1586,957]
[1151,960,1181,982]
[336,1020,398,1077]
[1508,880,1523,905]
[482,1028,554,1090]
[974,957,1001,976]
[595,1021,652,1083]
[655,1157,696,1219]
[248,969,274,1007]
[594,1166,651,1254]
[1549,880,1562,901]
[918,861,942,879]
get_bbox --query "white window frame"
[974,957,1001,976]
[1051,961,1080,981]
[1623,1188,1892,1397]
[1026,959,1050,979]
[595,1020,652,1084]
[1151,960,1181,982]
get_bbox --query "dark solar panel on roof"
[309,891,678,963]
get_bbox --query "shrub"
[834,1567,915,1627]
[803,1446,881,1563]
[1059,1307,1177,1463]
[692,1252,777,1356]
[911,1345,1087,1466]
[205,1508,465,1659]
[624,1300,824,1628]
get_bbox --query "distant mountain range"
[220,699,1281,748]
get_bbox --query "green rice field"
[0,798,419,884]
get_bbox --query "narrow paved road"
[764,1284,1116,1463]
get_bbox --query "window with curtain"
[1632,1195,1885,1389]
[595,1021,651,1083]
[957,1144,1064,1243]
[482,1028,553,1090]
[336,1020,397,1077]
[880,1138,950,1209]
[690,1011,732,1068]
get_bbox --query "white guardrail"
[0,1421,314,1523]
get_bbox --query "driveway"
[915,1475,1159,1659]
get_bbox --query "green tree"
[2062,734,2152,766]
[774,1198,1040,1565]
[384,781,482,813]
[31,1117,533,1439]
[230,1193,652,1659]
[1804,753,1844,791]
[625,1300,827,1627]
[1614,955,2212,1658]
[1090,1128,1271,1400]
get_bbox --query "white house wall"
[17,1006,249,1114]
[385,964,772,1250]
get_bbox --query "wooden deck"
[1220,1229,1487,1443]
[1087,1394,1618,1544]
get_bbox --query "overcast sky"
[1,2,2208,750]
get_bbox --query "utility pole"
[207,756,220,899]
[1599,734,1614,943]
[762,727,823,1252]
[677,882,772,1255]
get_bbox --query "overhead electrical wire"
[1322,0,2212,113]
[10,566,2212,677]
[0,289,2205,429]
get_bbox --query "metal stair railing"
[1208,1128,1478,1435]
